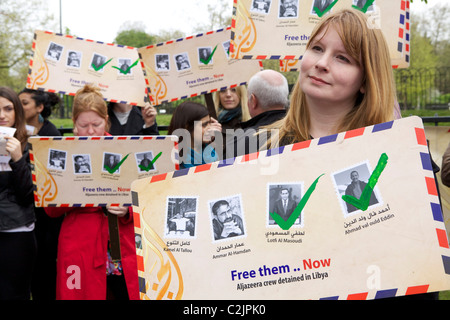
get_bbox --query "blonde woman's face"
[74,110,107,136]
[300,25,365,108]
[219,88,240,110]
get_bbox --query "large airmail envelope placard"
[425,127,450,242]
[29,136,178,207]
[131,116,450,300]
[27,30,148,106]
[232,0,410,69]
[138,27,262,106]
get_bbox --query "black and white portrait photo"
[155,54,170,71]
[250,0,272,14]
[222,41,231,58]
[48,149,67,171]
[135,151,156,173]
[165,197,198,238]
[198,47,212,64]
[72,154,91,174]
[311,0,333,15]
[209,195,246,242]
[333,162,381,216]
[102,152,122,174]
[268,183,303,226]
[45,42,64,61]
[117,58,132,75]
[174,53,191,71]
[90,53,108,71]
[353,0,375,12]
[279,0,298,18]
[66,50,82,68]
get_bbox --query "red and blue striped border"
[27,30,150,106]
[144,119,449,299]
[30,135,178,207]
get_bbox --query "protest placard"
[424,126,450,242]
[232,0,410,69]
[0,127,16,172]
[131,116,450,299]
[27,30,149,106]
[138,27,262,106]
[29,135,178,207]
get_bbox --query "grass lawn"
[440,291,450,300]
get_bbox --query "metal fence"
[395,67,450,110]
[55,66,450,121]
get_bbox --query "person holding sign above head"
[263,8,439,300]
[0,87,36,300]
[168,101,222,169]
[45,84,139,300]
[107,102,159,136]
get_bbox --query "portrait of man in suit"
[311,0,333,14]
[353,0,375,12]
[268,184,302,226]
[103,153,121,173]
[90,53,107,71]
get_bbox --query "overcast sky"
[45,0,447,44]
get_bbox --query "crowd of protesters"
[0,8,448,300]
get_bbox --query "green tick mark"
[112,59,139,75]
[270,174,324,230]
[200,45,218,65]
[91,58,113,71]
[104,153,130,174]
[342,153,388,211]
[138,151,162,172]
[313,0,339,17]
[352,0,375,13]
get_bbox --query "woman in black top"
[19,89,61,136]
[19,88,62,300]
[107,102,159,136]
[0,87,36,300]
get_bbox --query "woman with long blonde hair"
[212,85,251,130]
[266,8,396,147]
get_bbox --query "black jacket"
[224,109,287,158]
[39,119,61,137]
[0,148,35,230]
[108,106,159,136]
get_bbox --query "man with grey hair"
[224,69,289,158]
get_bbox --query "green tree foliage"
[395,2,449,109]
[194,0,233,32]
[114,22,156,48]
[0,0,54,90]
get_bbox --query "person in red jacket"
[46,84,139,300]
